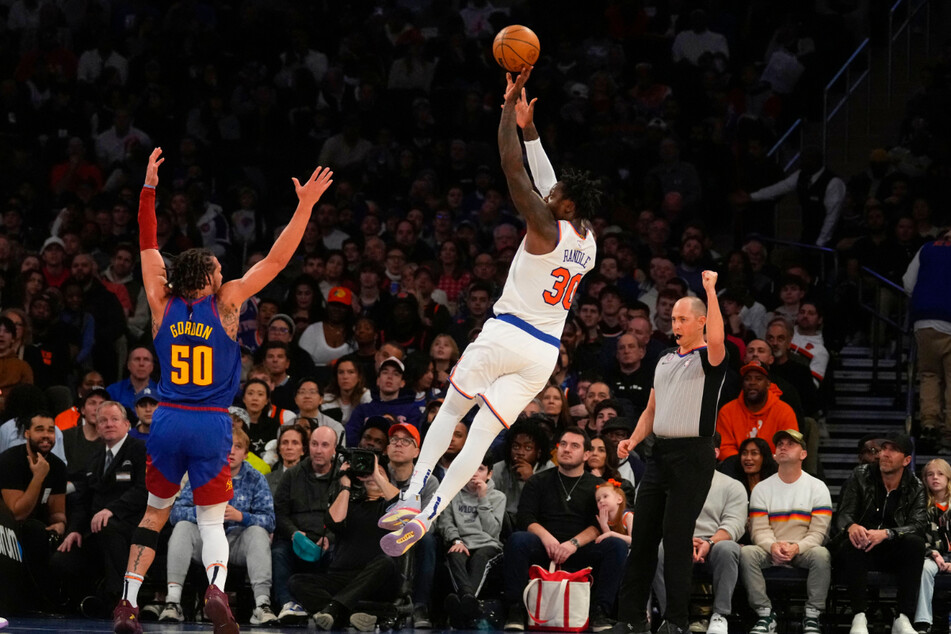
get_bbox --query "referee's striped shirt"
[652,346,728,438]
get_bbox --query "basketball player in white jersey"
[379,66,600,556]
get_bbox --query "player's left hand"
[91,508,113,533]
[145,148,163,187]
[513,88,537,129]
[701,270,718,292]
[292,166,334,209]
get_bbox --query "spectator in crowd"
[320,356,371,427]
[298,286,357,380]
[0,410,66,607]
[903,229,951,452]
[128,388,157,440]
[914,459,951,633]
[437,452,505,629]
[0,385,67,465]
[503,427,627,631]
[266,424,309,496]
[723,437,779,499]
[262,314,318,380]
[493,417,554,524]
[538,384,571,431]
[672,9,730,66]
[717,361,798,462]
[605,333,653,419]
[241,378,289,457]
[262,341,296,411]
[653,433,747,634]
[766,318,822,416]
[51,401,146,612]
[61,387,108,486]
[272,425,338,624]
[345,356,421,446]
[791,300,829,388]
[833,432,926,634]
[288,452,400,632]
[0,316,33,399]
[65,252,126,384]
[105,346,156,414]
[291,376,345,443]
[740,429,832,634]
[54,370,106,431]
[160,427,277,625]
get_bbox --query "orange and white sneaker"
[204,584,240,634]
[380,518,428,556]
[378,493,421,530]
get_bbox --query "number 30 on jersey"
[543,267,582,310]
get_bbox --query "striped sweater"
[749,470,832,553]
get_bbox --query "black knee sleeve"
[131,527,160,550]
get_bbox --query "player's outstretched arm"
[514,85,557,199]
[499,66,557,254]
[139,148,169,318]
[702,271,725,366]
[222,165,333,305]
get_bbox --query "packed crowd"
[2,0,951,632]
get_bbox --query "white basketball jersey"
[492,220,598,340]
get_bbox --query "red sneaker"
[204,584,240,634]
[112,600,142,634]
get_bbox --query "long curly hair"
[167,248,217,298]
[559,168,603,222]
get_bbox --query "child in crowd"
[770,275,807,324]
[915,459,951,633]
[436,454,506,629]
[595,479,633,545]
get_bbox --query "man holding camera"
[272,425,338,624]
[0,410,67,608]
[289,453,402,631]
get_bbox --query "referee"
[614,270,727,634]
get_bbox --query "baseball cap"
[772,429,806,449]
[881,431,913,456]
[268,313,295,337]
[601,416,635,435]
[379,356,405,374]
[134,387,159,406]
[740,360,770,378]
[388,422,420,446]
[327,286,352,307]
[41,236,65,253]
[80,387,111,408]
[362,415,392,436]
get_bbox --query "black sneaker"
[590,604,616,632]
[504,604,526,631]
[445,593,466,629]
[656,621,689,634]
[460,593,481,622]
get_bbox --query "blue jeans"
[271,538,323,607]
[503,531,628,613]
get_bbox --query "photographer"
[0,411,66,608]
[272,425,337,624]
[288,453,401,631]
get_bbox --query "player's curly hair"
[167,248,217,299]
[559,168,603,222]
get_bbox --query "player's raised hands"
[293,166,334,209]
[514,87,538,129]
[145,148,164,187]
[503,66,533,104]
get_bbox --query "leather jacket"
[831,462,927,547]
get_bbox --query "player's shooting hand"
[514,88,537,129]
[292,166,334,209]
[145,148,164,187]
[58,531,82,552]
[91,508,113,533]
[503,66,533,104]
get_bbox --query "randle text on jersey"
[563,249,592,268]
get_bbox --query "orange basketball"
[492,25,540,73]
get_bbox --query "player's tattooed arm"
[219,301,240,340]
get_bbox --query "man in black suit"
[51,400,147,611]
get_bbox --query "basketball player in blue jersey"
[379,66,601,556]
[112,148,333,634]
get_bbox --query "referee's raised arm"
[702,270,725,366]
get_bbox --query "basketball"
[492,25,540,73]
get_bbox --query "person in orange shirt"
[716,361,798,461]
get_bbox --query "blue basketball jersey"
[153,295,241,408]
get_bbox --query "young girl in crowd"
[595,480,633,545]
[915,459,951,633]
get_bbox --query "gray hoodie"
[436,478,506,550]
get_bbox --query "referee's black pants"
[618,437,716,629]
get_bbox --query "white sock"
[166,582,183,604]
[122,572,144,608]
[418,407,503,527]
[407,390,474,497]
[197,502,229,591]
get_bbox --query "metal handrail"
[857,266,913,411]
[749,233,839,284]
[767,118,803,174]
[822,38,871,162]
[887,0,932,106]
